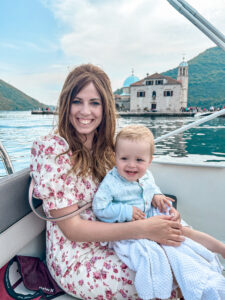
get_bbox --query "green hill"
[0,79,47,111]
[163,47,225,108]
[115,47,225,108]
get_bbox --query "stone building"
[130,60,188,112]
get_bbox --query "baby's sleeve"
[30,135,78,211]
[147,170,162,195]
[92,175,133,223]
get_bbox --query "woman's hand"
[140,215,184,247]
[50,204,184,246]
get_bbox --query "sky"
[0,0,225,106]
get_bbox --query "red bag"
[0,256,64,300]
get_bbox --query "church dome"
[123,74,139,87]
[179,61,188,67]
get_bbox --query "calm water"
[0,111,225,176]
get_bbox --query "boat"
[31,110,57,115]
[1,1,225,299]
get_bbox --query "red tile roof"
[131,73,181,86]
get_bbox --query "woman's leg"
[182,227,225,258]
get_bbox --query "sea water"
[0,110,225,177]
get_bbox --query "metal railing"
[167,0,225,51]
[155,109,225,143]
[0,141,14,175]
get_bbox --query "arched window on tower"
[152,91,156,100]
[179,68,182,76]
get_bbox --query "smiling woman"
[69,82,103,150]
[30,63,185,299]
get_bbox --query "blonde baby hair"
[116,125,155,158]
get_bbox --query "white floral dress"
[30,134,142,300]
[30,134,176,300]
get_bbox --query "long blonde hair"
[57,64,116,182]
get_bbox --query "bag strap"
[29,177,92,222]
[4,257,43,300]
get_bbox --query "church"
[116,60,188,113]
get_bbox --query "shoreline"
[117,111,195,117]
[31,110,195,117]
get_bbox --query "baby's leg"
[182,226,225,258]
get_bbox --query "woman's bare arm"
[50,204,184,246]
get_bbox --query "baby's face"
[115,138,152,182]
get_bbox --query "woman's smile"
[78,118,93,125]
[70,82,103,148]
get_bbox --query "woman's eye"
[72,99,81,104]
[91,101,101,106]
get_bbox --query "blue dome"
[123,75,139,87]
[179,61,188,67]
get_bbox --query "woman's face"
[69,82,103,148]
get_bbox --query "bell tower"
[177,58,188,109]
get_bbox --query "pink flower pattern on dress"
[30,134,175,300]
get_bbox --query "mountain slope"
[0,80,47,111]
[163,47,225,107]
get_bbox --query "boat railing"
[155,108,225,143]
[1,108,225,175]
[0,141,14,175]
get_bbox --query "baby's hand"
[152,194,174,213]
[169,206,181,222]
[132,206,145,221]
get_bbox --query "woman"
[30,64,183,299]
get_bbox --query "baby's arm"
[92,175,135,223]
[93,201,133,223]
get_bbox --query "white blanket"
[110,238,225,300]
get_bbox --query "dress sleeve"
[30,135,79,211]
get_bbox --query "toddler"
[93,124,225,300]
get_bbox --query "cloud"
[3,0,224,104]
[1,42,21,50]
[43,0,225,91]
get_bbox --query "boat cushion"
[0,168,42,234]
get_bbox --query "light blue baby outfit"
[92,166,161,222]
[93,167,225,300]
